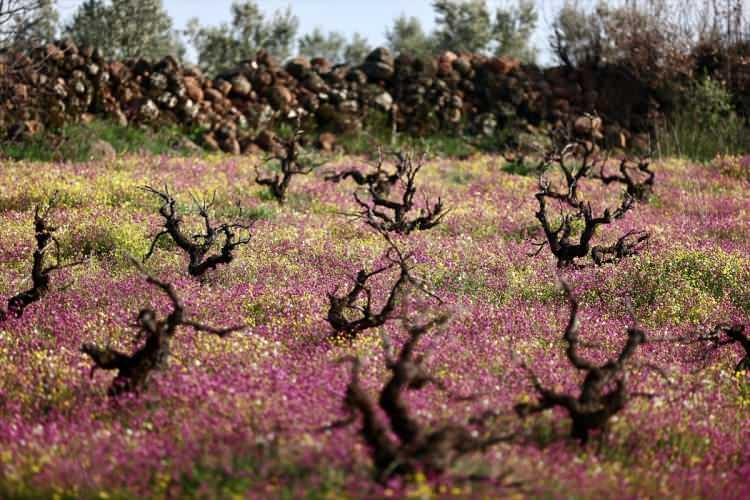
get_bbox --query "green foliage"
[432,0,496,53]
[2,0,58,48]
[651,427,715,466]
[656,77,750,162]
[0,481,129,500]
[298,28,345,62]
[63,0,184,61]
[385,1,537,59]
[186,1,299,76]
[680,77,735,128]
[411,133,478,158]
[505,266,559,302]
[77,121,194,156]
[333,117,476,159]
[63,0,107,52]
[548,0,698,91]
[521,415,566,449]
[175,450,347,499]
[385,14,435,58]
[329,108,515,159]
[331,110,395,155]
[616,248,750,326]
[550,1,608,68]
[241,205,276,221]
[65,219,150,261]
[298,29,371,64]
[343,33,371,63]
[732,370,750,407]
[432,0,537,57]
[494,0,538,61]
[501,157,539,176]
[2,119,201,163]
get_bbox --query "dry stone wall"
[0,41,660,153]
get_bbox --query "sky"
[53,0,564,62]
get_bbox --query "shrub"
[64,218,150,261]
[549,0,688,83]
[1,195,85,320]
[185,1,298,75]
[656,77,750,162]
[335,314,509,481]
[142,186,253,278]
[63,0,184,61]
[516,281,651,444]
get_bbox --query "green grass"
[655,114,750,163]
[655,77,750,162]
[174,447,349,499]
[8,103,750,168]
[502,156,543,176]
[330,109,512,158]
[603,248,750,326]
[1,120,205,163]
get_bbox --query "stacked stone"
[0,41,658,154]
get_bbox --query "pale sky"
[54,0,564,62]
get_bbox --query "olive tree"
[185,0,299,75]
[64,0,184,60]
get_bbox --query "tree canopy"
[64,0,184,60]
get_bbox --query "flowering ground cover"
[0,152,749,498]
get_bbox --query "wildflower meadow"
[0,151,749,498]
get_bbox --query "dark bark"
[325,149,410,199]
[327,237,438,341]
[81,263,243,396]
[515,282,648,444]
[143,186,252,278]
[691,323,750,373]
[591,230,650,266]
[344,150,448,235]
[530,138,648,267]
[536,140,598,209]
[591,157,655,202]
[255,128,321,204]
[337,314,510,481]
[2,194,84,320]
[532,191,634,268]
[327,255,408,340]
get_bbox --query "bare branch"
[338,314,511,481]
[687,323,750,373]
[255,126,323,204]
[142,185,253,278]
[531,130,648,268]
[2,193,85,320]
[338,149,448,235]
[326,235,438,340]
[591,157,655,202]
[515,281,650,444]
[81,262,246,396]
[591,230,650,266]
